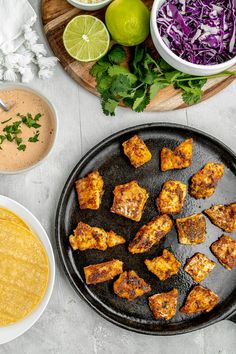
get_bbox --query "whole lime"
[105,0,150,46]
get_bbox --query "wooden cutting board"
[42,0,236,112]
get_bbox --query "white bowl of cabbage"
[151,0,236,76]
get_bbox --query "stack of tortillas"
[0,208,49,326]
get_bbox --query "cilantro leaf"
[101,98,119,116]
[96,75,113,94]
[17,144,26,151]
[110,75,132,96]
[182,90,202,105]
[0,135,6,144]
[108,45,126,64]
[108,65,137,85]
[150,80,169,99]
[90,60,110,77]
[28,133,40,143]
[15,137,23,146]
[132,88,150,112]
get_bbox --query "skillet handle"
[228,312,236,323]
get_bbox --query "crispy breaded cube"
[205,203,236,233]
[157,180,187,215]
[128,215,173,254]
[111,180,149,222]
[160,138,193,171]
[69,222,125,251]
[122,135,152,168]
[75,171,104,210]
[190,162,224,199]
[84,259,123,285]
[106,230,126,248]
[181,285,219,314]
[145,249,181,281]
[113,270,151,301]
[184,253,216,283]
[211,235,236,270]
[176,213,206,245]
[149,288,179,320]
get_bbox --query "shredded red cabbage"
[157,0,236,65]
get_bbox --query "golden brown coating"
[122,135,152,168]
[111,180,149,222]
[205,203,236,233]
[149,288,179,320]
[157,180,187,215]
[176,213,206,245]
[75,171,104,210]
[113,270,151,301]
[190,162,224,199]
[181,285,219,314]
[84,259,123,285]
[211,235,236,270]
[128,215,173,254]
[184,253,216,283]
[145,249,181,281]
[160,138,193,171]
[69,222,125,251]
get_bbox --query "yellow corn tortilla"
[0,207,30,230]
[0,220,49,326]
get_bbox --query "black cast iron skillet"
[56,123,236,335]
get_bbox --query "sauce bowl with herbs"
[151,0,236,75]
[0,85,57,174]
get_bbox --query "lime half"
[63,15,110,62]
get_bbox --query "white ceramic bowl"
[151,0,236,76]
[66,0,113,11]
[0,84,58,175]
[0,195,55,344]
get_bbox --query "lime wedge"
[63,15,110,62]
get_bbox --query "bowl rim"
[0,83,58,175]
[67,0,112,7]
[151,0,236,70]
[0,195,55,345]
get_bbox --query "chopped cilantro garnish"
[0,112,42,151]
[28,132,40,143]
[1,117,12,124]
[17,144,26,152]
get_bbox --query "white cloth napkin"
[0,0,58,82]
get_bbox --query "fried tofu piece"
[149,288,179,320]
[128,215,173,254]
[145,249,181,281]
[84,259,123,285]
[113,270,151,301]
[184,253,216,283]
[111,181,149,222]
[69,222,125,251]
[75,171,104,210]
[176,213,206,245]
[157,180,187,215]
[160,138,193,171]
[211,235,236,270]
[205,203,236,233]
[122,135,152,168]
[190,162,224,199]
[181,285,219,314]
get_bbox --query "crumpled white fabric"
[0,0,58,83]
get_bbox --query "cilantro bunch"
[90,45,236,116]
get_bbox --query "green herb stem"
[176,71,236,82]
